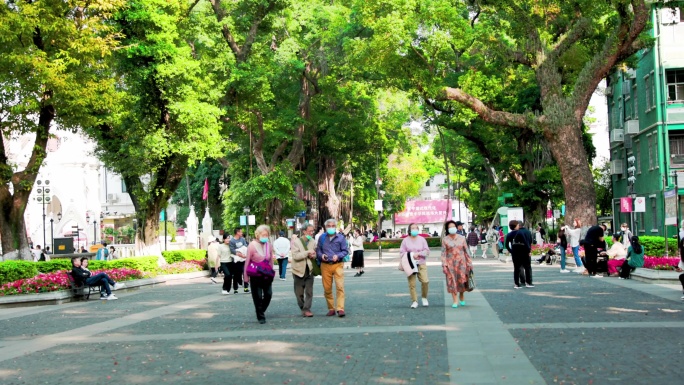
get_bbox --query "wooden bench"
[65,271,103,300]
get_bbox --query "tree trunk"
[544,122,597,226]
[317,157,340,223]
[134,211,163,262]
[0,197,33,261]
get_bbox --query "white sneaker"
[591,274,603,278]
[560,269,571,273]
[482,255,487,259]
[112,282,122,291]
[315,276,322,279]
[107,294,118,300]
[221,290,230,295]
[681,294,684,300]
[210,277,217,284]
[422,298,429,307]
[574,267,585,274]
[410,301,418,309]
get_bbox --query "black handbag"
[466,269,475,292]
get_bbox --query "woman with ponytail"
[618,236,644,279]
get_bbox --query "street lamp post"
[35,179,51,250]
[93,220,97,245]
[49,214,54,255]
[243,206,251,242]
[86,213,91,248]
[627,156,637,233]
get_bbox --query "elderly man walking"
[291,224,317,317]
[316,218,349,317]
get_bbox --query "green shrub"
[606,235,676,256]
[0,261,39,285]
[362,237,442,250]
[36,259,73,273]
[104,256,160,272]
[162,249,207,264]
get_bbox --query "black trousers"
[249,276,273,321]
[585,246,599,275]
[229,261,249,290]
[210,267,218,278]
[512,254,532,286]
[679,273,684,291]
[220,262,233,291]
[618,259,634,279]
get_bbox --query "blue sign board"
[296,211,307,218]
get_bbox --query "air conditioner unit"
[610,129,624,143]
[610,160,624,175]
[625,119,639,134]
[625,69,637,80]
[604,86,613,96]
[107,193,119,203]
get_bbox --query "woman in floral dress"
[441,220,473,308]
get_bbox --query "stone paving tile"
[94,271,445,337]
[0,285,215,340]
[509,327,684,385]
[0,333,450,385]
[477,265,684,324]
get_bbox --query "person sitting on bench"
[71,256,119,300]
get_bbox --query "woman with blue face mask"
[400,223,431,308]
[243,224,275,324]
[441,220,473,308]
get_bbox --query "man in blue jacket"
[505,220,534,289]
[316,218,349,317]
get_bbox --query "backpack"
[511,231,529,254]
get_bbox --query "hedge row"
[362,237,442,249]
[0,256,160,285]
[605,235,678,256]
[161,249,207,264]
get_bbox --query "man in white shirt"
[273,231,291,281]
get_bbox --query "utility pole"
[375,153,383,265]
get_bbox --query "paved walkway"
[0,260,682,385]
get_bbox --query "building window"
[121,180,127,193]
[634,140,640,174]
[625,95,631,120]
[645,75,652,110]
[669,134,684,166]
[633,84,638,118]
[618,99,624,126]
[648,135,654,170]
[667,69,684,104]
[650,197,658,232]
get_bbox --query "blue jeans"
[572,246,582,267]
[277,258,289,279]
[560,247,566,270]
[86,272,114,295]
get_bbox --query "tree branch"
[438,87,535,129]
[571,0,650,121]
[550,17,591,59]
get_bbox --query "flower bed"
[642,257,680,270]
[0,268,143,296]
[159,260,206,275]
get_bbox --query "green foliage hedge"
[604,235,677,256]
[0,261,39,286]
[363,237,442,249]
[161,249,207,264]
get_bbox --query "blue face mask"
[259,237,268,243]
[326,228,336,235]
[448,227,457,235]
[410,230,419,237]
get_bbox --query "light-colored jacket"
[565,227,581,248]
[273,236,291,260]
[290,235,315,278]
[351,235,364,252]
[218,243,232,263]
[207,242,220,268]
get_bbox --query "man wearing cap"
[455,221,467,236]
[273,230,291,281]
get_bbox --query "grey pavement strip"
[505,321,684,329]
[0,293,220,363]
[444,283,547,385]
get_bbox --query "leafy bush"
[531,244,556,256]
[162,249,207,264]
[642,257,679,269]
[363,238,442,249]
[36,259,73,273]
[101,256,160,272]
[606,236,677,256]
[0,261,39,286]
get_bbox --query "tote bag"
[246,243,275,281]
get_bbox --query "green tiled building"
[608,2,684,237]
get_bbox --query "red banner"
[620,197,632,213]
[395,200,452,225]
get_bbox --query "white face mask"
[448,227,458,235]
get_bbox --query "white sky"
[587,80,610,168]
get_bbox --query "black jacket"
[71,267,91,285]
[505,228,532,255]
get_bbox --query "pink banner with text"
[395,200,452,225]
